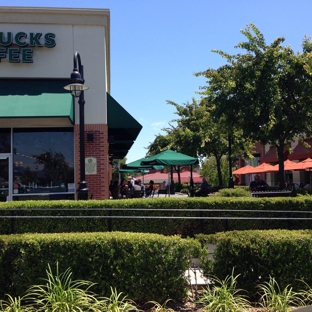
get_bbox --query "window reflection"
[13,128,74,194]
[0,129,11,153]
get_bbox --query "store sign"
[0,32,56,63]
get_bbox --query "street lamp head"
[64,67,89,97]
[64,83,89,97]
[69,68,84,84]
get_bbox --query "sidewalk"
[185,268,209,287]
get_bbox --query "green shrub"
[179,183,190,194]
[174,182,183,192]
[0,232,203,302]
[212,188,252,197]
[2,197,312,236]
[296,188,312,196]
[196,230,312,299]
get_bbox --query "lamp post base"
[77,181,89,200]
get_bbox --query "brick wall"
[74,124,109,199]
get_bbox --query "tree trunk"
[215,155,223,187]
[277,143,285,190]
[177,165,181,185]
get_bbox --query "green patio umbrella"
[121,157,164,171]
[118,168,149,173]
[141,150,199,166]
[120,157,164,185]
[141,150,199,196]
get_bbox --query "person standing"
[146,180,154,197]
[131,175,136,186]
[138,179,145,197]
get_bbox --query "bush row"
[3,229,312,305]
[197,229,312,300]
[1,197,312,236]
[0,231,203,302]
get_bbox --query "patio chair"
[133,190,142,198]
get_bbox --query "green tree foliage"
[146,96,253,186]
[165,98,253,186]
[166,98,228,186]
[197,23,312,188]
[111,158,127,181]
[145,134,171,158]
[200,156,229,187]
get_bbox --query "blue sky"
[5,0,312,163]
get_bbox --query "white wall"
[0,7,110,125]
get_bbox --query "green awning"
[0,79,74,126]
[107,92,142,159]
[107,93,142,141]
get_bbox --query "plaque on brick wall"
[85,157,97,175]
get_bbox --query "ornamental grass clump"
[0,263,137,312]
[96,287,137,312]
[298,280,312,306]
[25,263,101,311]
[0,294,32,312]
[197,269,252,312]
[146,299,175,312]
[257,276,304,312]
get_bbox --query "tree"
[165,98,226,186]
[145,134,171,158]
[200,156,229,187]
[166,98,253,186]
[197,24,312,188]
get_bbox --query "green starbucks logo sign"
[0,32,56,63]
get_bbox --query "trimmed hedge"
[196,229,312,300]
[0,231,203,302]
[1,197,312,236]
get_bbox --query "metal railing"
[1,207,312,233]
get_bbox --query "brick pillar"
[75,124,109,199]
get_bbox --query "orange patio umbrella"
[300,157,312,164]
[295,158,312,170]
[271,159,301,172]
[252,162,276,173]
[232,165,257,175]
[295,158,312,189]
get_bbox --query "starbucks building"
[0,7,142,201]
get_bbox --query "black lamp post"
[228,133,234,188]
[64,51,89,200]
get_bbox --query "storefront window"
[13,128,74,196]
[0,128,11,153]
